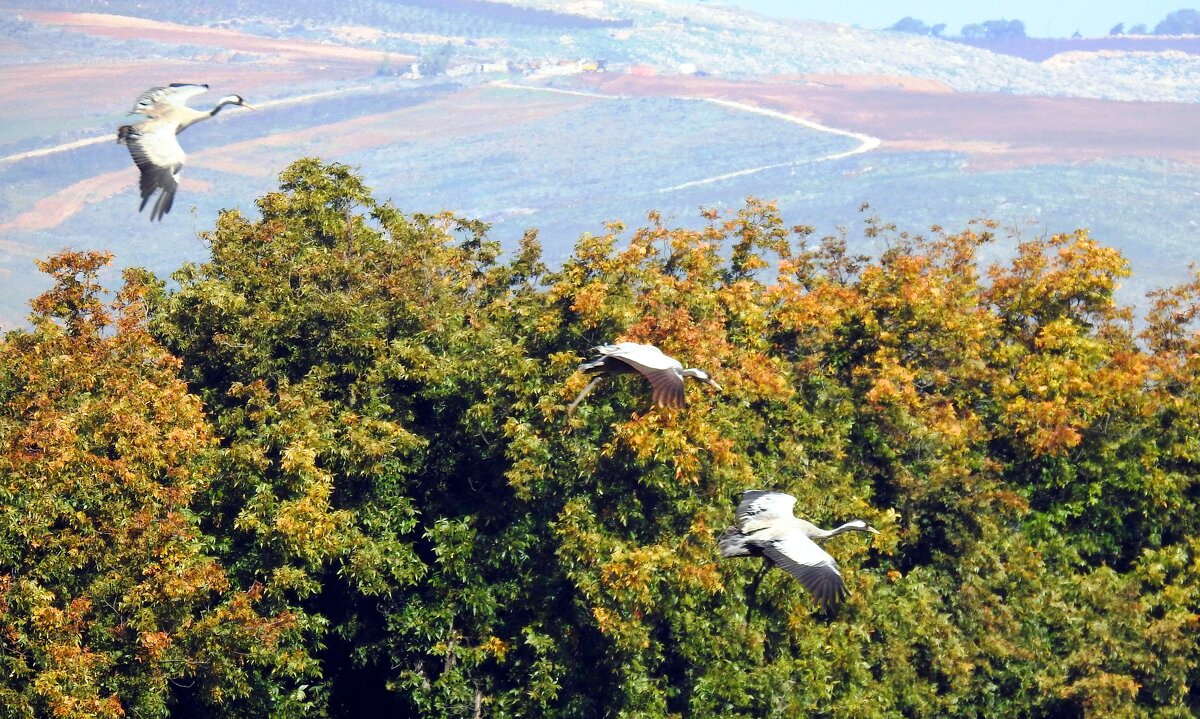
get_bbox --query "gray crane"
[718,490,878,609]
[567,342,722,415]
[116,83,253,220]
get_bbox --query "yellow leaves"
[1003,394,1082,457]
[732,351,793,402]
[867,508,903,557]
[1061,672,1142,719]
[860,354,920,411]
[280,443,319,476]
[599,545,673,606]
[987,230,1131,330]
[478,636,510,661]
[677,561,723,595]
[607,406,733,485]
[570,281,611,325]
[138,631,172,660]
[273,480,352,563]
[591,606,617,635]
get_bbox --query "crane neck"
[208,98,241,117]
[819,521,871,539]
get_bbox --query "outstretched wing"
[603,343,682,370]
[129,83,209,114]
[604,344,686,407]
[759,533,848,610]
[735,490,797,533]
[118,120,185,221]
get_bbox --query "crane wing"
[611,359,685,407]
[759,533,848,610]
[597,344,684,407]
[130,83,209,113]
[118,121,185,221]
[735,490,797,533]
[603,342,683,370]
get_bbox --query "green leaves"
[0,253,306,719]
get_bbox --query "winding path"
[491,80,881,193]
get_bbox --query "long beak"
[866,526,881,535]
[707,379,723,392]
[241,103,257,110]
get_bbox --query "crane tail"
[150,188,174,221]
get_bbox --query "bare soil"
[20,11,411,66]
[578,74,1200,169]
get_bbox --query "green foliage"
[0,253,308,718]
[4,159,1199,717]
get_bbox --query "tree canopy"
[2,159,1198,717]
[961,18,1027,40]
[1155,8,1200,35]
[887,17,946,37]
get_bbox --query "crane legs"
[567,376,604,416]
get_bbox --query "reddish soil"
[578,74,1200,169]
[20,11,411,66]
[0,169,213,233]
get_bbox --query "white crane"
[116,83,253,220]
[718,490,878,609]
[567,342,722,415]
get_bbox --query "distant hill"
[18,0,630,31]
[12,0,1200,102]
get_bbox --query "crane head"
[682,367,722,391]
[219,94,256,110]
[844,519,880,535]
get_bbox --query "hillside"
[497,0,1200,102]
[12,0,1200,102]
[1,0,1199,329]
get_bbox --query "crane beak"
[240,102,257,110]
[706,379,723,392]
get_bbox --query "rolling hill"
[1,0,1198,327]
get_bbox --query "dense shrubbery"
[2,159,1199,717]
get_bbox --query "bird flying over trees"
[718,490,878,609]
[567,341,722,414]
[117,83,253,220]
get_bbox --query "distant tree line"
[960,19,1026,40]
[888,16,1025,40]
[886,16,946,37]
[1111,8,1200,35]
[891,8,1200,38]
